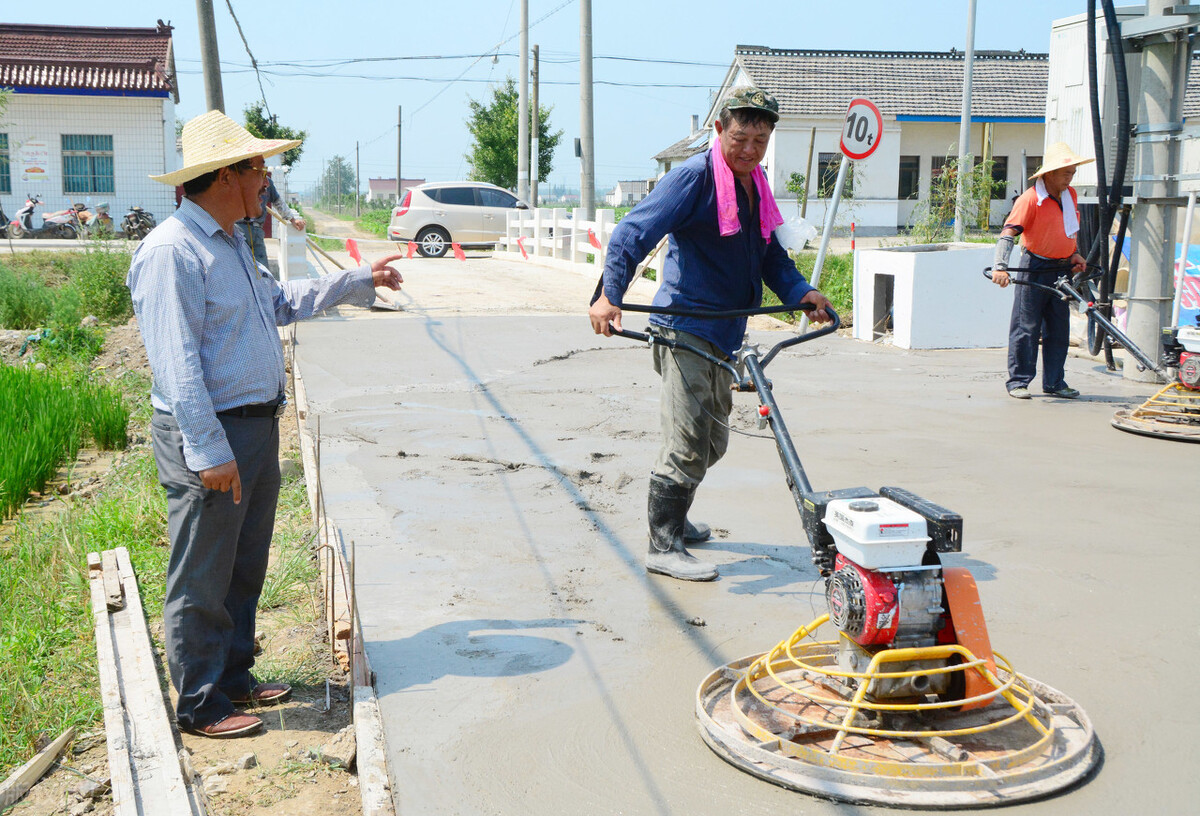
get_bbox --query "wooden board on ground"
[88,547,204,816]
[0,726,76,808]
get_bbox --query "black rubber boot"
[646,478,718,581]
[683,485,712,544]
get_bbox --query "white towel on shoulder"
[1034,177,1079,238]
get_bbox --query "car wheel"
[416,227,450,258]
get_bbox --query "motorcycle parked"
[121,205,156,240]
[64,201,115,237]
[9,194,78,239]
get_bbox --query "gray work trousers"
[651,327,734,489]
[150,409,281,730]
[238,220,269,271]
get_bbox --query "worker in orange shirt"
[991,143,1094,400]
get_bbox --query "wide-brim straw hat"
[151,110,302,186]
[1030,142,1095,179]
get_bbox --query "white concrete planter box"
[853,243,1016,349]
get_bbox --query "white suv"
[387,181,528,257]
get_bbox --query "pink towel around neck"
[711,141,784,241]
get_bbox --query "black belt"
[217,399,287,419]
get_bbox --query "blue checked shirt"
[127,198,376,471]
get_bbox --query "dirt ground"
[6,319,360,816]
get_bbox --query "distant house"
[652,115,709,177]
[0,22,179,225]
[607,179,653,207]
[655,45,1051,234]
[366,177,425,204]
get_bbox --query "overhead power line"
[176,65,720,89]
[223,0,272,118]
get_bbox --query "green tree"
[465,77,562,191]
[317,156,356,210]
[910,155,1003,243]
[243,101,307,167]
[785,172,807,214]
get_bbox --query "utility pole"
[195,0,224,113]
[396,105,403,202]
[517,0,530,203]
[802,126,815,219]
[953,0,977,242]
[531,44,540,207]
[580,0,596,220]
[1127,0,1193,381]
[355,141,360,219]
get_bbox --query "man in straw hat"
[127,110,402,738]
[991,141,1094,400]
[588,86,831,582]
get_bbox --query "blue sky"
[10,0,1091,197]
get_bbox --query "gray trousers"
[238,220,268,270]
[651,327,734,488]
[150,409,281,730]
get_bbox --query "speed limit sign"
[840,97,883,161]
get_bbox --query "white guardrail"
[277,207,636,283]
[498,207,615,274]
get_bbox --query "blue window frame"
[62,134,114,194]
[0,135,10,194]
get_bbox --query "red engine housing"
[825,554,899,646]
[1180,351,1200,390]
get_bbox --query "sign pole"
[798,97,882,333]
[799,158,850,334]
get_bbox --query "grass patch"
[762,250,854,323]
[0,418,321,778]
[355,210,390,239]
[0,366,130,518]
[0,446,165,775]
[0,247,134,331]
[793,250,853,316]
[306,233,344,252]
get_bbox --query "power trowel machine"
[608,300,1099,808]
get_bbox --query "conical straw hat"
[1029,142,1094,179]
[151,110,302,186]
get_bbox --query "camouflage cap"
[720,86,780,123]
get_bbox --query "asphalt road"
[293,253,1197,815]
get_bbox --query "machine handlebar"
[609,302,841,374]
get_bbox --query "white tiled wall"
[1,93,177,226]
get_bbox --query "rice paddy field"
[0,364,129,517]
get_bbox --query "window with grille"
[932,155,1009,199]
[62,135,114,194]
[898,155,920,200]
[817,153,854,198]
[1024,156,1042,187]
[0,135,10,194]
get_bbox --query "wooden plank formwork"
[88,547,205,816]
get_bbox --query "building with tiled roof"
[0,22,180,225]
[366,177,426,204]
[607,179,653,207]
[656,45,1052,233]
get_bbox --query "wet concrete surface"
[293,255,1197,814]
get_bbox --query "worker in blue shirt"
[589,86,830,582]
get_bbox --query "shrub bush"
[0,265,55,329]
[68,247,133,324]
